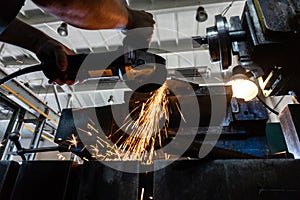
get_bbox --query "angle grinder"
[0,49,167,93]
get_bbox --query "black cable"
[0,64,43,85]
[256,95,279,115]
[221,0,236,16]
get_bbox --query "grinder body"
[1,49,167,93]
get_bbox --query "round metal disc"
[207,26,220,62]
[215,15,231,70]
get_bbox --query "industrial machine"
[191,0,300,163]
[193,0,300,97]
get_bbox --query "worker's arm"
[0,0,154,85]
[0,19,75,84]
[32,0,155,30]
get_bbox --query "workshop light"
[57,23,68,37]
[107,95,114,104]
[227,66,259,101]
[196,6,208,22]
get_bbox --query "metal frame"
[0,68,60,128]
[0,92,23,159]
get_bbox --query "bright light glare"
[227,76,259,101]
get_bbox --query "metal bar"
[53,85,62,113]
[19,118,45,123]
[244,10,259,46]
[28,111,48,160]
[21,146,67,153]
[8,146,69,158]
[41,131,55,140]
[174,12,179,45]
[229,30,246,41]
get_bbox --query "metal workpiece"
[55,80,268,160]
[10,161,80,200]
[153,159,300,200]
[279,104,300,158]
[55,108,94,160]
[54,83,232,161]
[0,161,19,200]
[54,83,271,160]
[54,83,285,161]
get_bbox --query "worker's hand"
[126,9,155,30]
[123,9,155,49]
[35,38,76,85]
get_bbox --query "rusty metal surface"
[253,0,300,34]
[153,159,300,200]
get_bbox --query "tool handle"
[41,53,88,83]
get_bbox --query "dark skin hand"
[0,0,155,85]
[35,39,76,85]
